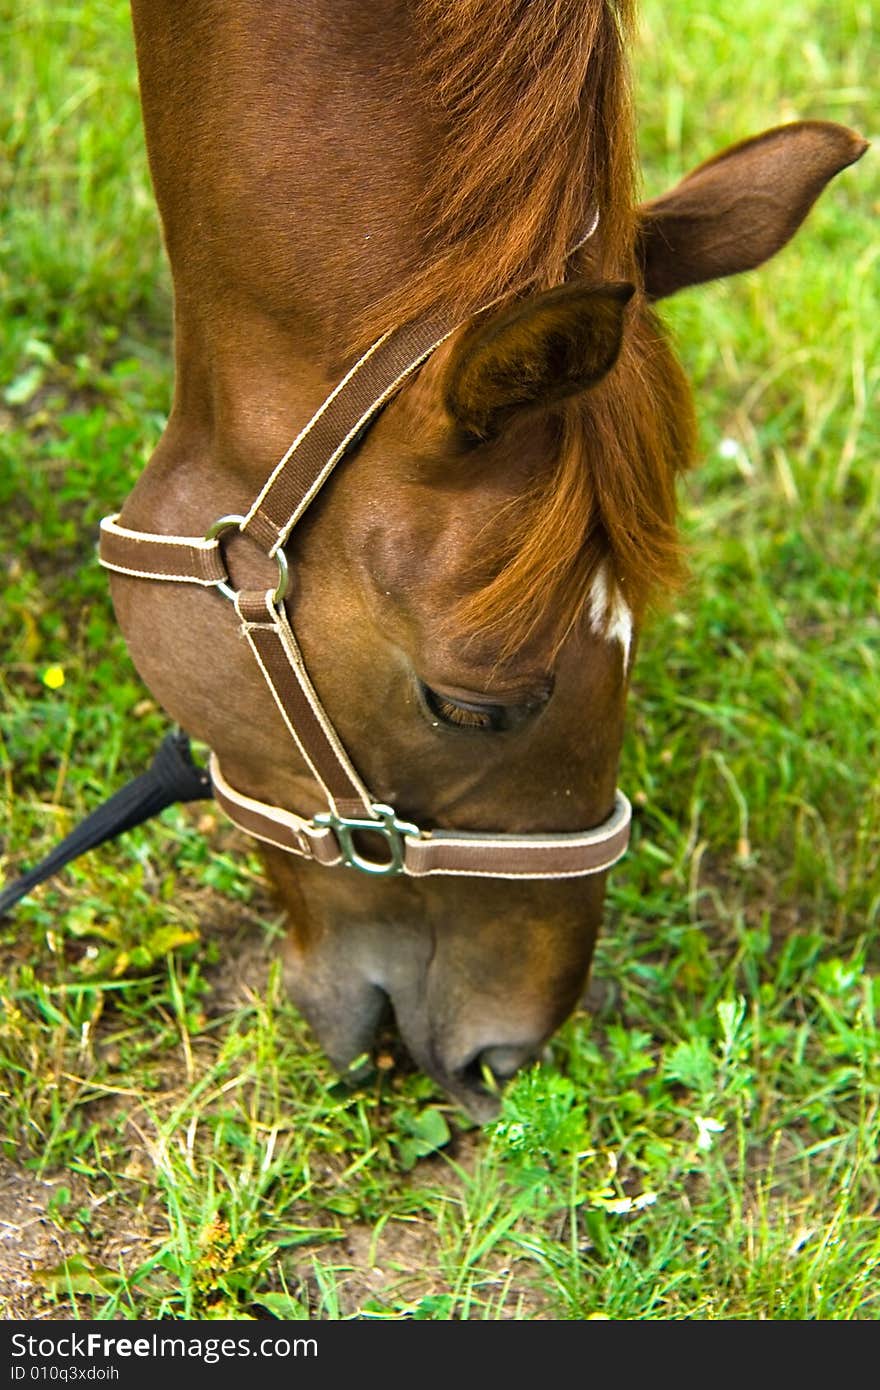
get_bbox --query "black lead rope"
[0,731,212,919]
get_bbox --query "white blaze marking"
[588,563,633,670]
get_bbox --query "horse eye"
[417,682,548,733]
[421,684,509,732]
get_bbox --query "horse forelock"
[451,309,696,659]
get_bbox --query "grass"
[1,0,878,1320]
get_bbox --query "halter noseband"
[98,301,632,880]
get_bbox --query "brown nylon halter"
[99,297,632,880]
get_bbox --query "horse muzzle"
[276,875,603,1120]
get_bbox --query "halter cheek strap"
[98,279,632,879]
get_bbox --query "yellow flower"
[42,665,65,690]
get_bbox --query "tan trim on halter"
[238,217,596,559]
[209,756,343,864]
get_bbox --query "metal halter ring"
[205,514,290,605]
[314,803,420,876]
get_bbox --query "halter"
[98,297,632,880]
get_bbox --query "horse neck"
[129,0,434,497]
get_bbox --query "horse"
[102,0,866,1119]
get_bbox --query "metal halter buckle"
[314,803,420,876]
[205,514,290,605]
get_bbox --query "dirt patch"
[328,1138,553,1319]
[0,1164,163,1321]
[0,1166,79,1319]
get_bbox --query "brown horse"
[106,0,866,1118]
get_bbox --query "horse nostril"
[458,1044,537,1090]
[479,1044,535,1080]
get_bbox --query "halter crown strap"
[240,313,461,556]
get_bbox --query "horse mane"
[358,0,639,339]
[364,0,693,653]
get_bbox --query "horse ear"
[444,281,635,442]
[638,121,868,301]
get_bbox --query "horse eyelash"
[420,681,512,731]
[432,697,495,729]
